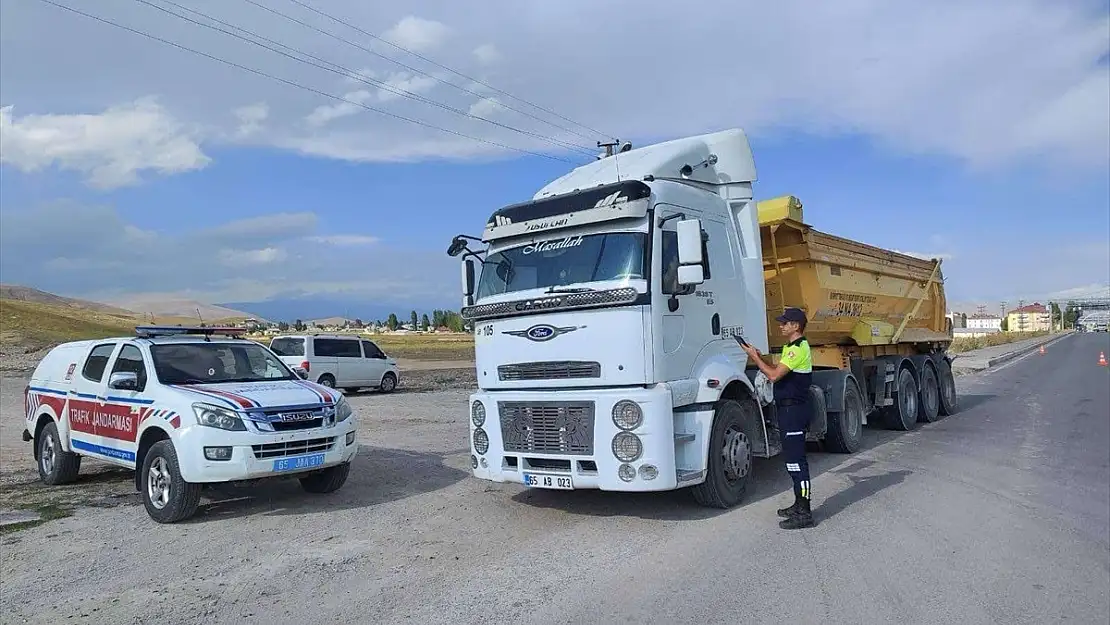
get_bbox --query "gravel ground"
[1,335,1108,625]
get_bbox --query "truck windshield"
[150,342,297,385]
[476,232,647,299]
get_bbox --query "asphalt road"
[1,333,1108,625]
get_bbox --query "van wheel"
[937,360,959,416]
[691,398,755,509]
[882,368,920,431]
[379,372,397,393]
[141,440,201,524]
[917,364,941,423]
[317,374,336,389]
[299,462,351,493]
[37,421,81,485]
[825,380,864,453]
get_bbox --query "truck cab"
[448,129,774,507]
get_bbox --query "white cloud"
[1,0,1106,171]
[893,250,955,261]
[233,102,268,138]
[0,98,209,188]
[306,235,379,246]
[219,247,287,265]
[382,16,450,52]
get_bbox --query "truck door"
[656,205,720,381]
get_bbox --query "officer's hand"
[741,343,760,358]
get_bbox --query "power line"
[276,0,614,142]
[238,0,606,146]
[34,0,581,164]
[135,0,599,157]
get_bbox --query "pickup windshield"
[476,232,647,299]
[150,342,297,385]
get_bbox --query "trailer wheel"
[882,368,920,431]
[691,398,755,509]
[937,359,959,416]
[917,363,941,423]
[825,379,864,453]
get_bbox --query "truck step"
[676,468,704,484]
[674,432,696,443]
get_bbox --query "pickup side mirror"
[108,371,139,390]
[461,258,476,306]
[675,218,705,286]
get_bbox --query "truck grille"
[498,401,595,455]
[252,437,336,459]
[498,361,601,381]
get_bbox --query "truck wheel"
[825,380,864,453]
[937,360,959,416]
[691,399,755,509]
[299,462,351,494]
[917,364,941,423]
[141,440,202,524]
[882,368,920,431]
[37,421,81,485]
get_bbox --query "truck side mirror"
[677,264,704,286]
[675,218,705,286]
[461,258,476,306]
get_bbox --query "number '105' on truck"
[446,128,958,508]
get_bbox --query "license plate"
[273,453,325,472]
[523,473,573,490]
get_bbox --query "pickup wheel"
[917,363,942,423]
[882,368,920,431]
[37,421,81,485]
[379,372,397,393]
[691,398,755,509]
[937,359,959,416]
[141,440,201,524]
[299,462,351,494]
[824,379,864,453]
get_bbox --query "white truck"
[446,128,957,508]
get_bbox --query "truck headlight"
[612,432,643,462]
[472,427,489,455]
[334,396,352,422]
[612,400,643,430]
[471,400,486,427]
[192,403,247,432]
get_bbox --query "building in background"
[1006,302,1051,332]
[947,312,968,329]
[967,313,1002,332]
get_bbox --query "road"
[1,333,1108,625]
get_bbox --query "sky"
[1,0,1108,320]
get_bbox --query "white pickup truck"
[22,326,360,523]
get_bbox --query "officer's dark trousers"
[778,402,811,502]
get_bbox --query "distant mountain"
[0,283,136,315]
[107,295,259,323]
[221,296,457,324]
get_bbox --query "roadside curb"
[952,332,1072,375]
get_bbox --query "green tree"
[410,310,419,330]
[421,313,430,331]
[386,313,399,331]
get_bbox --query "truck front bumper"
[467,385,678,492]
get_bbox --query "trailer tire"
[824,379,864,453]
[937,359,959,416]
[881,368,920,431]
[691,398,755,509]
[917,363,941,423]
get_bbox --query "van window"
[314,338,361,358]
[269,338,305,357]
[109,345,148,391]
[361,340,386,359]
[82,343,116,382]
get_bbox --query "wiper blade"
[545,286,596,294]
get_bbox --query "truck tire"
[881,368,920,431]
[824,379,864,454]
[141,440,202,524]
[37,421,82,485]
[691,399,755,509]
[937,359,959,416]
[917,363,941,423]
[299,462,351,493]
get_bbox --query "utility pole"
[1017,299,1026,332]
[597,140,618,157]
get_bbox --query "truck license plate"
[273,453,325,472]
[523,473,573,490]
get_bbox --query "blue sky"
[2,0,1108,320]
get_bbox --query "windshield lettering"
[522,236,584,255]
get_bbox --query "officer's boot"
[776,495,803,518]
[778,497,813,529]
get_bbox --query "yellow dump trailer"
[754,195,958,439]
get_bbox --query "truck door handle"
[711,313,720,335]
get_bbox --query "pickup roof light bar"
[135,325,248,339]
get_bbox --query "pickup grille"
[498,401,595,455]
[252,437,336,459]
[498,361,601,381]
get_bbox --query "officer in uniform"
[739,307,815,529]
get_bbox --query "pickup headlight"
[193,403,247,432]
[334,396,353,422]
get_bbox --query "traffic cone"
[1099,352,1107,367]
[1039,345,1046,355]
